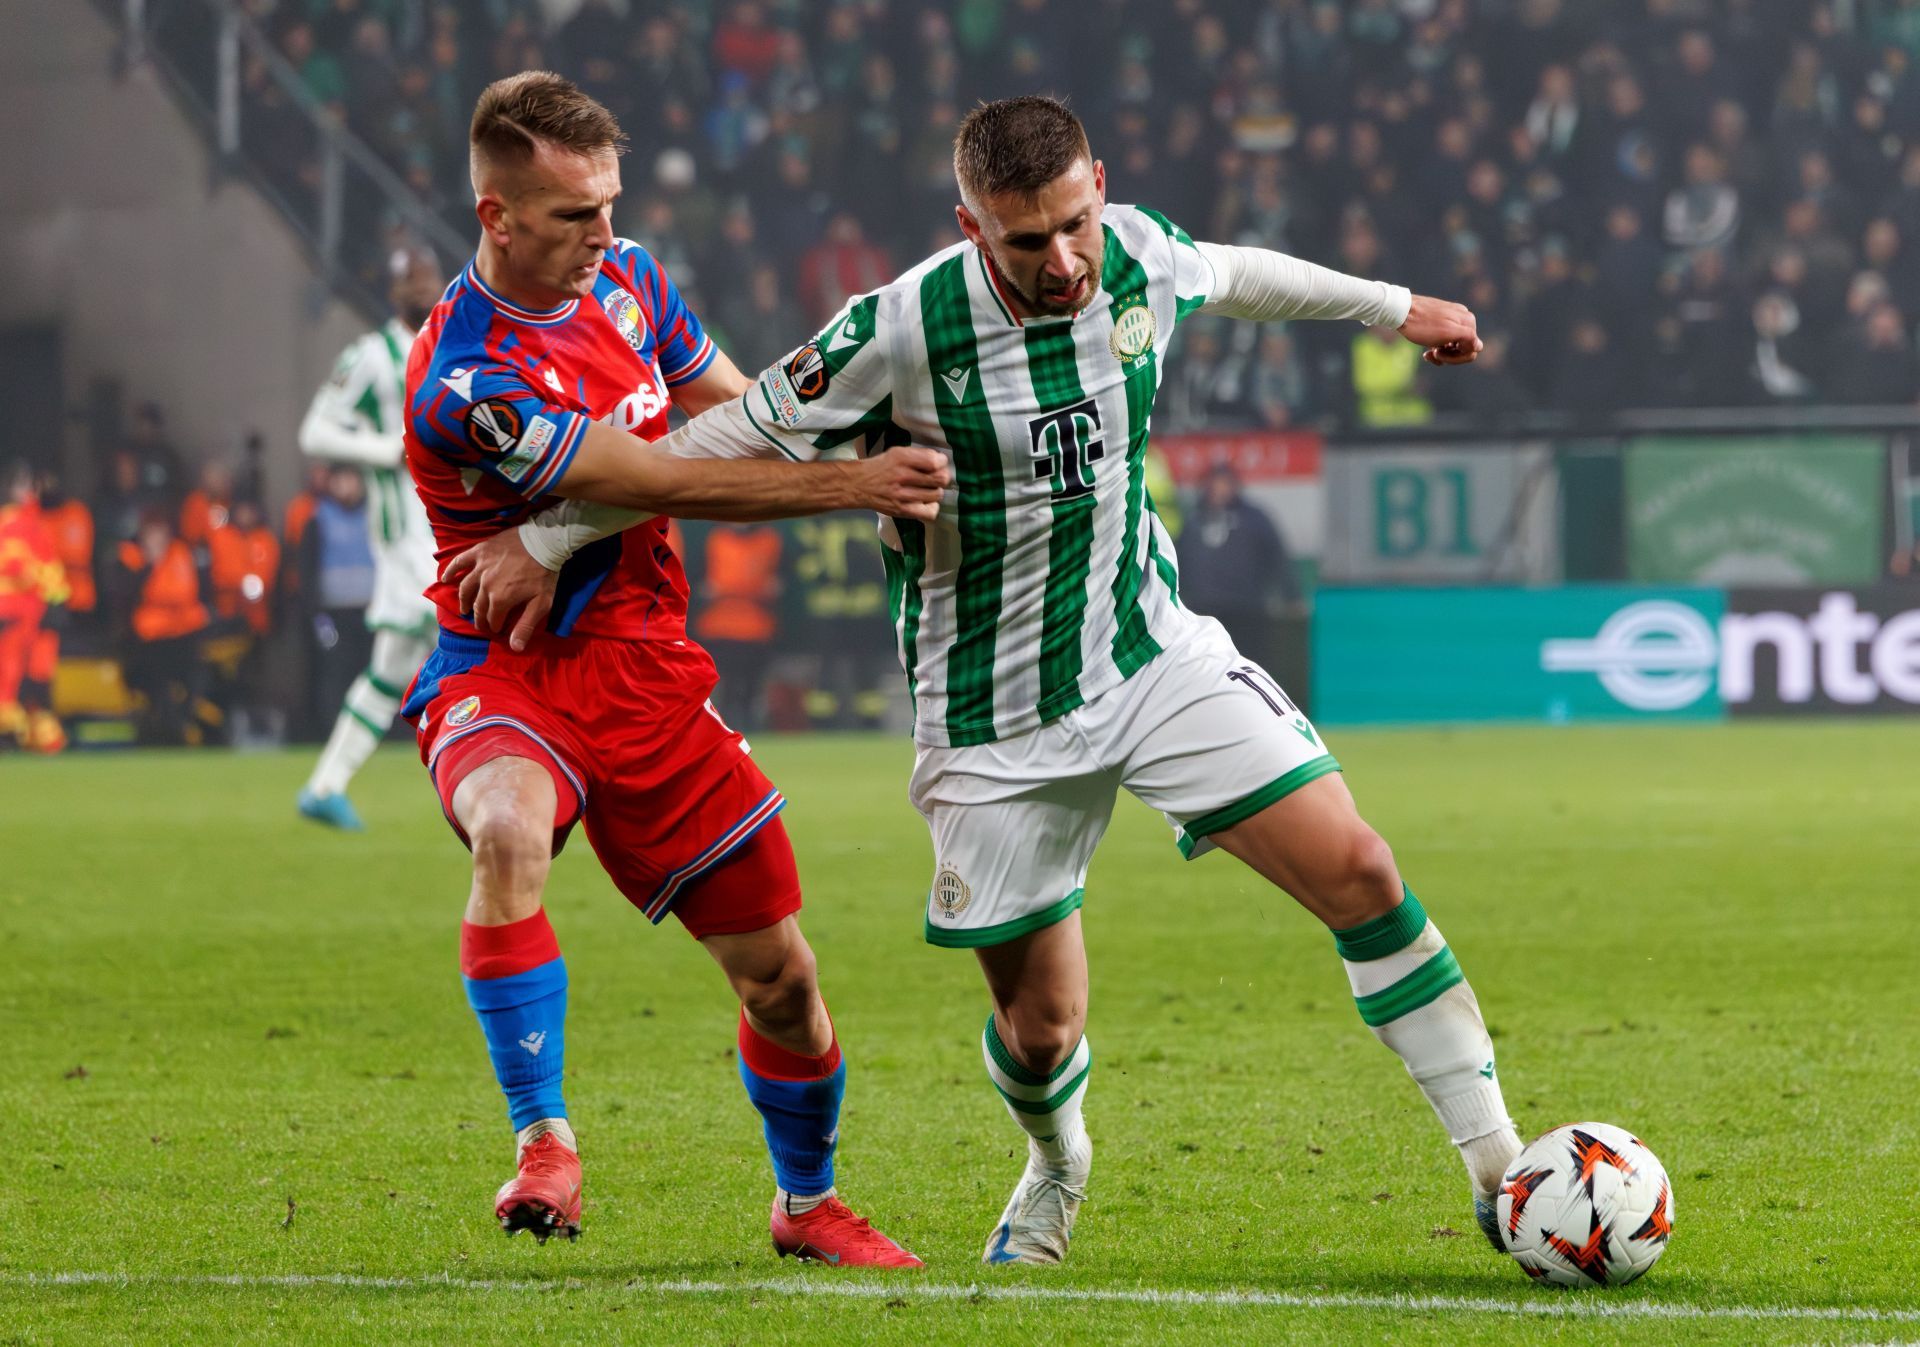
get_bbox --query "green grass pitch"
[3,722,1918,1344]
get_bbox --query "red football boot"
[494,1130,581,1242]
[770,1197,923,1268]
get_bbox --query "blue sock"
[736,1011,843,1196]
[461,914,568,1130]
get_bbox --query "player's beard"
[996,253,1103,317]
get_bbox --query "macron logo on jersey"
[441,367,476,402]
[518,1030,547,1057]
[827,315,862,353]
[543,367,564,394]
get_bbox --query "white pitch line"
[9,1271,1920,1324]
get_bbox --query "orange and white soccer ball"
[1495,1122,1674,1287]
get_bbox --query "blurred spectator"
[1827,302,1918,402]
[37,469,95,636]
[208,498,281,637]
[116,511,210,745]
[1749,292,1819,402]
[0,463,67,752]
[798,212,892,327]
[1177,464,1300,675]
[303,466,376,740]
[1247,328,1316,429]
[1664,144,1740,253]
[692,522,783,733]
[178,461,235,552]
[1350,324,1431,428]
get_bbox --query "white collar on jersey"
[464,263,581,327]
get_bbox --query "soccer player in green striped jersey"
[296,249,445,831]
[456,96,1522,1266]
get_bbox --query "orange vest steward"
[121,538,209,641]
[283,492,317,549]
[44,498,95,612]
[208,525,280,634]
[178,489,231,546]
[696,526,781,643]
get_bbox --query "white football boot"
[982,1137,1090,1265]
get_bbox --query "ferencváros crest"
[1109,300,1156,364]
[932,866,972,919]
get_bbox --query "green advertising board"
[1313,587,1726,724]
[1624,436,1884,584]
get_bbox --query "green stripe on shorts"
[924,888,1084,948]
[1176,754,1341,858]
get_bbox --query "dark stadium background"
[3,0,1919,745]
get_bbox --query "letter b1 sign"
[1325,444,1560,584]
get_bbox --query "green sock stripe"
[343,705,387,738]
[984,1013,1088,1086]
[1332,886,1428,962]
[1354,947,1463,1027]
[364,669,405,699]
[990,1063,1092,1116]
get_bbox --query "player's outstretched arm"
[445,400,950,649]
[1194,240,1481,364]
[553,411,947,520]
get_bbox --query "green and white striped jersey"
[743,204,1217,748]
[300,319,434,563]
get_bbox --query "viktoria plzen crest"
[603,290,646,352]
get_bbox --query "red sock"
[737,1008,841,1081]
[460,910,562,980]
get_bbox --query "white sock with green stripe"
[982,1013,1092,1180]
[1334,886,1519,1197]
[306,669,398,797]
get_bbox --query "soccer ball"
[1495,1121,1673,1287]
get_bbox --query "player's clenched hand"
[442,531,558,653]
[1399,294,1483,366]
[851,446,952,521]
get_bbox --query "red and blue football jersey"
[404,239,718,641]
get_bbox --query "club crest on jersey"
[465,398,524,456]
[1109,300,1156,365]
[932,866,972,920]
[602,289,647,353]
[445,695,481,728]
[783,340,829,400]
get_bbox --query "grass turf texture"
[3,722,1916,1345]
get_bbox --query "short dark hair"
[470,71,627,178]
[953,96,1091,209]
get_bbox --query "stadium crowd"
[166,0,1920,422]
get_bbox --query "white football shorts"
[365,535,439,636]
[910,617,1339,947]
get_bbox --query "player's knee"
[467,807,552,899]
[1322,825,1401,925]
[1002,1004,1081,1076]
[735,938,818,1030]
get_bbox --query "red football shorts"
[407,632,801,937]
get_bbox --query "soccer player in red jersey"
[400,72,946,1264]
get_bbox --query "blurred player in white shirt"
[296,248,444,830]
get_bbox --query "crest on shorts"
[603,289,647,352]
[1109,300,1156,365]
[932,866,972,920]
[445,695,481,728]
